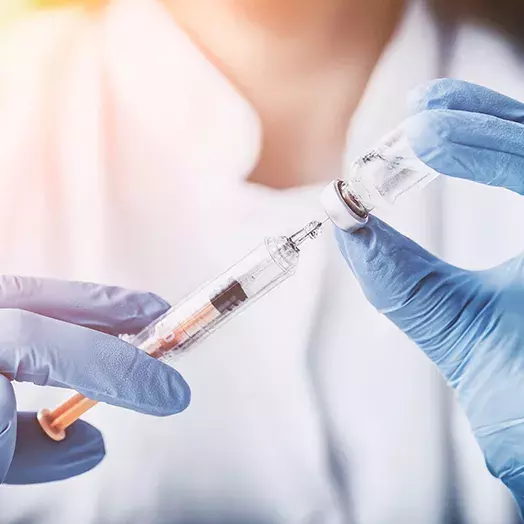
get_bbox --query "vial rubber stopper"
[320,179,369,232]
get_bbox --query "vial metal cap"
[320,179,369,232]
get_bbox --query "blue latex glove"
[0,276,190,485]
[336,79,524,512]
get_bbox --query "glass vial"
[347,123,439,210]
[321,122,440,231]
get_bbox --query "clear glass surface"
[347,124,440,211]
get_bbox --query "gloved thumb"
[0,375,17,483]
[0,375,106,485]
[335,216,485,378]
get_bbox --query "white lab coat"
[0,1,522,522]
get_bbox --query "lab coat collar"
[102,0,262,190]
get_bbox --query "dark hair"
[430,0,524,50]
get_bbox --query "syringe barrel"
[131,236,298,364]
[37,235,300,440]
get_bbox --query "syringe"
[37,220,325,441]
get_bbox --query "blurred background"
[0,0,523,522]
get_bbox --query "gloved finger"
[405,109,524,195]
[0,309,190,415]
[4,412,104,484]
[0,375,17,483]
[408,78,524,123]
[335,217,489,377]
[0,275,170,335]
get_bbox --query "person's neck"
[165,0,405,188]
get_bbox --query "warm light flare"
[0,1,30,25]
[32,0,108,7]
[0,0,107,25]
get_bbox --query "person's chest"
[163,0,386,190]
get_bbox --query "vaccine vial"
[321,121,440,231]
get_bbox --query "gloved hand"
[336,79,524,511]
[0,276,190,485]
